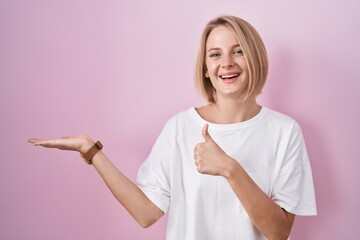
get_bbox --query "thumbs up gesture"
[194,124,233,176]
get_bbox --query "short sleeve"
[136,120,174,213]
[271,122,317,216]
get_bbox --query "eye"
[209,52,221,58]
[234,49,243,55]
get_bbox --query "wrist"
[222,156,240,180]
[81,140,103,165]
[79,136,95,155]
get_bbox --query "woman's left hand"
[194,124,235,177]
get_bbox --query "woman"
[28,15,317,240]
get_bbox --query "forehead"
[206,26,239,50]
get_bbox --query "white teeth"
[220,73,240,79]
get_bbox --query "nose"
[221,55,235,68]
[222,62,234,68]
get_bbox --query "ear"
[205,70,209,78]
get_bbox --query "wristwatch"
[81,141,103,165]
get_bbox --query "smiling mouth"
[219,73,240,80]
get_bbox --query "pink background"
[1,0,359,239]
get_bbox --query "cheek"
[239,59,248,73]
[240,71,249,84]
[206,61,219,77]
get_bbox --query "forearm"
[91,151,164,227]
[224,159,294,240]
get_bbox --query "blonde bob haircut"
[195,15,268,103]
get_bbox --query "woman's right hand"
[28,136,95,155]
[28,135,164,227]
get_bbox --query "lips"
[218,72,241,83]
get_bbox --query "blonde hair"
[195,15,268,102]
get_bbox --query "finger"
[28,138,48,145]
[28,138,61,148]
[194,159,199,166]
[194,143,201,152]
[202,124,213,142]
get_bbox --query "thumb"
[202,124,214,142]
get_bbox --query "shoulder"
[160,107,196,134]
[263,107,295,123]
[263,107,300,127]
[164,107,194,126]
[262,107,304,138]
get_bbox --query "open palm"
[28,136,94,154]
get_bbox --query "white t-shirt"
[136,107,317,240]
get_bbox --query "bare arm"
[194,125,294,239]
[224,160,295,240]
[28,136,163,228]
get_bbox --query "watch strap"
[81,141,103,165]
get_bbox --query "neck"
[209,96,261,124]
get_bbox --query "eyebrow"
[207,44,241,52]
